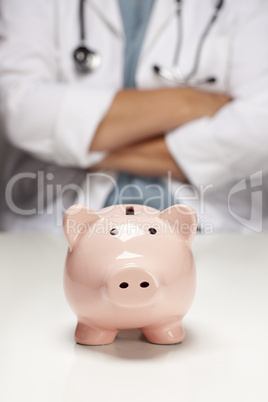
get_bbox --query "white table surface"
[0,232,268,402]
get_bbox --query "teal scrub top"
[118,0,155,88]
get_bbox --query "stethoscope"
[73,0,225,86]
[73,0,102,73]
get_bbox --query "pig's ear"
[159,204,197,246]
[63,205,102,250]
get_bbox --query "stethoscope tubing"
[154,0,225,85]
[79,0,86,43]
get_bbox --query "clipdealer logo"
[4,170,264,232]
[228,171,263,232]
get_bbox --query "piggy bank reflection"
[63,203,197,345]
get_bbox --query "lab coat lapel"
[86,0,124,38]
[139,0,175,61]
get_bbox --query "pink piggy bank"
[63,203,197,345]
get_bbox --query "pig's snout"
[106,267,159,306]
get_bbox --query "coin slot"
[126,206,134,215]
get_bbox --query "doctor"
[0,0,268,232]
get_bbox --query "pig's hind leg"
[75,322,118,345]
[141,317,185,345]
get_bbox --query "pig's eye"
[110,228,119,236]
[148,228,157,235]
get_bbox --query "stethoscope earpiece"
[73,46,101,73]
[153,65,217,86]
[205,77,217,84]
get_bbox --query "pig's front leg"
[75,322,119,345]
[141,318,185,345]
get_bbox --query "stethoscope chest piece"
[73,46,101,73]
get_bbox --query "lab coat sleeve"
[0,0,115,168]
[165,1,268,188]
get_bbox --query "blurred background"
[0,0,267,234]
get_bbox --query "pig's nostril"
[140,281,150,288]
[119,282,129,289]
[110,228,119,236]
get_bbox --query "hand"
[201,92,231,117]
[91,136,187,182]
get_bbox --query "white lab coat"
[0,0,268,232]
